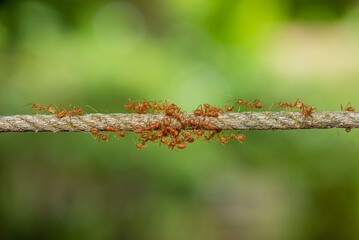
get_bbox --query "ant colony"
[24,98,355,152]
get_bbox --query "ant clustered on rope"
[117,99,246,151]
[23,98,357,150]
[94,99,250,151]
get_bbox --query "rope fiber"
[0,111,358,132]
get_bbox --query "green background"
[1,0,359,239]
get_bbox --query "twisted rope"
[0,112,358,132]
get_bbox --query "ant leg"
[82,105,98,113]
[267,102,275,111]
[21,103,34,111]
[258,99,266,111]
[58,104,67,111]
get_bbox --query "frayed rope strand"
[0,111,358,132]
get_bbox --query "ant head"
[236,134,246,141]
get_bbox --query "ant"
[217,131,246,146]
[277,98,302,111]
[301,105,316,118]
[225,96,264,112]
[56,104,96,118]
[23,103,57,114]
[341,102,355,112]
[91,128,109,143]
[104,125,126,138]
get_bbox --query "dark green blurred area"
[1,0,359,239]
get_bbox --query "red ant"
[91,128,109,143]
[278,98,302,111]
[301,105,316,118]
[225,96,264,112]
[23,103,57,114]
[104,125,126,138]
[56,104,96,118]
[217,131,246,146]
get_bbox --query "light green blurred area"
[1,0,359,239]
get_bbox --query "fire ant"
[23,103,57,114]
[301,105,316,118]
[277,98,302,111]
[217,131,246,146]
[91,128,109,143]
[225,96,264,112]
[341,102,355,112]
[104,125,126,138]
[56,104,96,118]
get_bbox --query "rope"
[0,111,358,132]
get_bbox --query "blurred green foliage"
[1,0,359,239]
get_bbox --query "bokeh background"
[1,0,359,239]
